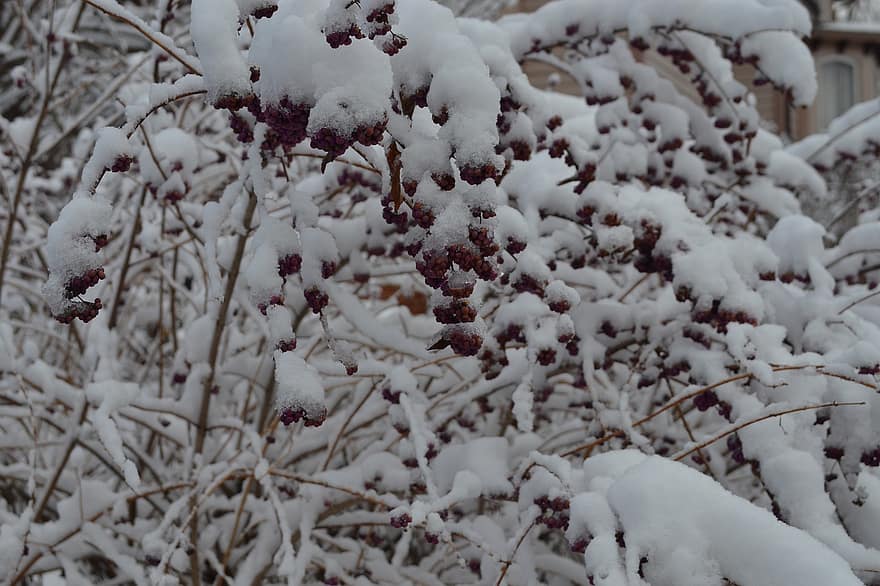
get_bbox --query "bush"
[2,0,880,584]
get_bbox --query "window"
[818,59,856,129]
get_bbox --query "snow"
[21,0,880,583]
[512,375,535,432]
[580,452,863,586]
[432,437,512,496]
[86,381,142,488]
[138,127,199,188]
[740,31,817,106]
[499,0,811,55]
[274,351,326,420]
[42,196,113,318]
[789,98,880,168]
[190,0,251,105]
[767,215,826,277]
[81,127,134,190]
[0,508,30,582]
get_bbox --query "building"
[513,0,880,140]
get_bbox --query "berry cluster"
[411,202,435,229]
[390,513,411,528]
[213,92,258,114]
[276,338,296,353]
[442,325,483,357]
[54,299,103,324]
[569,535,590,554]
[512,273,546,297]
[229,113,254,144]
[109,155,132,173]
[250,2,278,19]
[416,250,451,289]
[691,300,758,333]
[381,386,402,404]
[441,273,475,298]
[534,495,570,530]
[325,24,364,49]
[256,294,283,316]
[304,286,329,314]
[65,267,105,298]
[277,253,302,277]
[505,236,526,255]
[468,225,497,255]
[495,323,526,346]
[381,195,409,232]
[862,447,880,467]
[693,389,719,412]
[310,127,353,158]
[727,434,747,465]
[90,233,109,252]
[433,298,477,324]
[310,117,387,158]
[261,98,312,150]
[364,2,394,37]
[535,347,557,366]
[459,162,499,186]
[380,33,407,56]
[279,405,327,427]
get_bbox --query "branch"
[674,401,867,462]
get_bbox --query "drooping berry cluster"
[278,253,302,277]
[261,98,312,150]
[249,1,278,19]
[459,162,499,186]
[229,112,254,144]
[364,2,394,37]
[276,338,297,353]
[324,8,364,50]
[257,294,284,316]
[279,404,327,427]
[53,299,103,324]
[444,324,483,356]
[432,298,477,324]
[304,286,329,314]
[379,33,407,56]
[390,512,411,528]
[65,267,105,298]
[325,25,363,48]
[109,155,133,173]
[310,116,388,158]
[534,495,570,530]
[411,202,435,229]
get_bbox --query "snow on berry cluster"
[42,196,112,323]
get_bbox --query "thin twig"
[674,401,866,462]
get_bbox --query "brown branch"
[194,189,257,454]
[0,2,86,305]
[321,381,378,471]
[189,190,256,586]
[494,518,538,586]
[108,186,148,328]
[81,0,201,75]
[839,289,880,315]
[674,401,866,462]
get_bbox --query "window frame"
[816,55,859,129]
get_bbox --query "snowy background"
[4,0,880,584]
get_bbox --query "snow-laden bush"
[4,0,880,584]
